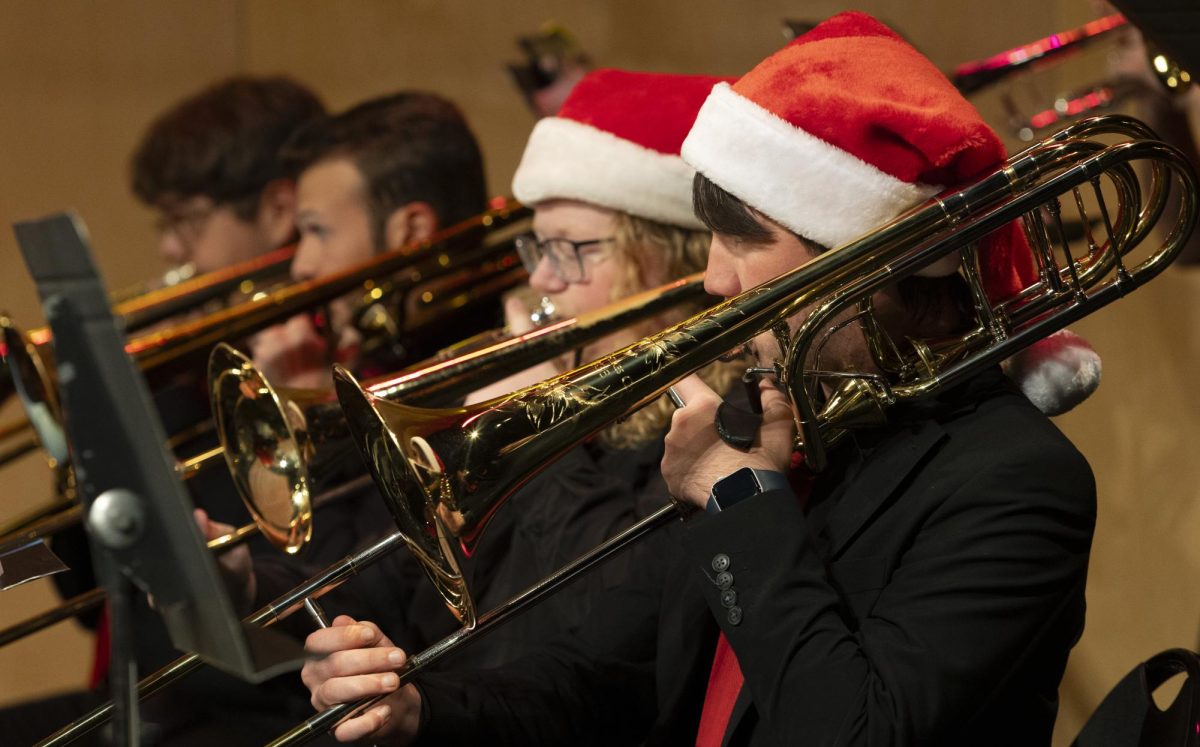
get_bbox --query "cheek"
[580,266,620,310]
[201,216,263,266]
[323,235,375,275]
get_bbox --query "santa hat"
[681,11,1100,415]
[512,68,730,231]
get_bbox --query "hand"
[248,314,333,389]
[661,375,796,509]
[193,508,256,614]
[464,294,562,405]
[301,616,422,745]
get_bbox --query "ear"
[383,201,439,252]
[256,178,299,248]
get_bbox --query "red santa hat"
[681,11,1100,415]
[512,68,730,231]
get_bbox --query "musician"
[300,14,1098,746]
[0,76,329,747]
[192,90,491,625]
[52,75,326,612]
[204,69,739,670]
[240,90,490,392]
[129,75,332,747]
[132,75,325,275]
[1104,12,1200,265]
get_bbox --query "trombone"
[952,13,1193,140]
[24,274,708,745]
[4,199,528,427]
[0,423,323,649]
[38,114,1195,747]
[0,202,530,539]
[261,115,1196,743]
[34,527,407,747]
[0,246,295,467]
[206,272,709,540]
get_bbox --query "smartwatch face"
[712,467,760,506]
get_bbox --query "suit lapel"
[722,683,756,747]
[824,419,947,559]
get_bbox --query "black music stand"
[12,213,304,746]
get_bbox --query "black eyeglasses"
[514,233,615,283]
[154,201,219,239]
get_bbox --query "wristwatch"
[706,467,789,514]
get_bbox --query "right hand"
[248,314,333,389]
[463,294,562,404]
[301,616,423,745]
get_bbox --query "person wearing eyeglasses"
[224,71,743,688]
[440,67,744,656]
[297,14,1101,746]
[0,76,332,747]
[465,70,737,408]
[132,76,326,277]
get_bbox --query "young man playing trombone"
[299,13,1103,745]
[196,91,490,615]
[132,75,325,276]
[243,90,490,391]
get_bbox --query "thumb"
[504,295,535,336]
[758,376,792,417]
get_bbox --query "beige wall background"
[0,1,1195,744]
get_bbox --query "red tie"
[695,454,814,746]
[695,632,744,747]
[88,606,110,689]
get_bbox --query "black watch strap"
[706,467,789,514]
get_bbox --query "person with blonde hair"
[302,14,1098,746]
[233,69,740,678]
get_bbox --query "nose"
[290,237,320,282]
[528,255,568,295]
[703,235,741,298]
[158,230,187,266]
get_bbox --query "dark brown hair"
[692,172,971,325]
[282,92,487,249]
[131,76,325,219]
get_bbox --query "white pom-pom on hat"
[1002,329,1102,416]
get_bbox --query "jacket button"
[720,589,738,608]
[711,554,731,572]
[715,571,734,590]
[727,606,743,626]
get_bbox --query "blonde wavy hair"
[598,212,745,450]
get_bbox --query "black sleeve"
[453,442,664,666]
[678,439,1095,745]
[249,482,439,644]
[412,525,674,746]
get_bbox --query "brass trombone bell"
[0,202,530,538]
[206,272,709,605]
[0,437,314,649]
[330,115,1195,630]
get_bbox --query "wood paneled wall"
[0,3,1195,744]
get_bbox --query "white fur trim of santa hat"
[513,116,704,231]
[1003,329,1102,416]
[681,83,940,250]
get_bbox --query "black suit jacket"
[415,369,1096,746]
[253,437,665,670]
